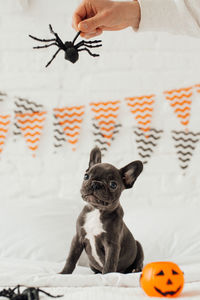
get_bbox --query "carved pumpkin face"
[140,262,184,297]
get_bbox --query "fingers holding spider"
[79,28,103,39]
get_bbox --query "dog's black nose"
[91,181,101,190]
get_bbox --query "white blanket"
[0,258,200,299]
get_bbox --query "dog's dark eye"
[84,173,89,180]
[109,181,117,189]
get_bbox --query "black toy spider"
[0,285,63,300]
[29,24,102,67]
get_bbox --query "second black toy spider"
[29,24,102,67]
[0,285,63,300]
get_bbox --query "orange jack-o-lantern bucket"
[140,262,184,297]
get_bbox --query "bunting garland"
[0,83,199,172]
[134,127,163,164]
[163,86,193,128]
[15,112,46,156]
[90,101,121,153]
[0,115,10,154]
[53,105,85,151]
[125,94,155,134]
[171,130,200,171]
[14,97,44,137]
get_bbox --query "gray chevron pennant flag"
[0,91,7,102]
[53,112,66,150]
[171,130,200,171]
[134,127,163,164]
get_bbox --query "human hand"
[72,0,141,39]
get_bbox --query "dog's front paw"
[132,267,142,273]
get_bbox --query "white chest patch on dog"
[84,208,105,267]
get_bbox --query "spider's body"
[29,25,102,67]
[64,42,79,63]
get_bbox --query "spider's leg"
[46,48,62,67]
[74,41,84,48]
[78,47,99,57]
[76,42,102,49]
[82,39,102,44]
[38,289,63,298]
[83,43,102,48]
[48,24,65,49]
[72,31,81,44]
[33,42,58,49]
[11,285,20,294]
[29,34,56,43]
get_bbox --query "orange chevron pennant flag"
[0,114,10,154]
[90,100,121,153]
[54,105,85,151]
[15,112,46,156]
[125,94,155,135]
[163,86,193,128]
[194,83,200,94]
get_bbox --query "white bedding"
[0,285,199,300]
[0,259,200,299]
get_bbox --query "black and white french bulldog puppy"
[60,147,144,274]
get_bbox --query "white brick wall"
[0,0,200,209]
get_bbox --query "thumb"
[78,13,105,32]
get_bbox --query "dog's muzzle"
[91,181,103,191]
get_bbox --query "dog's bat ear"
[88,146,102,169]
[119,161,143,189]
